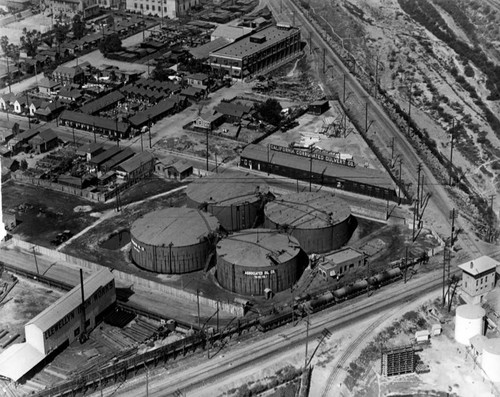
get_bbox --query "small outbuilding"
[308,100,330,115]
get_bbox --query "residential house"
[13,96,28,114]
[7,128,40,153]
[28,129,59,154]
[34,101,66,122]
[58,87,83,103]
[186,73,209,88]
[214,101,252,123]
[194,112,224,131]
[38,78,61,96]
[0,93,16,111]
[180,86,205,102]
[52,65,85,86]
[28,99,44,116]
[155,159,193,180]
[115,151,155,181]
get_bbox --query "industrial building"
[208,24,302,79]
[125,0,199,18]
[240,144,398,202]
[186,173,269,232]
[264,192,354,254]
[216,229,304,296]
[130,208,220,274]
[317,247,366,279]
[458,256,498,304]
[0,269,115,382]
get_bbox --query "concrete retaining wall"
[11,238,244,317]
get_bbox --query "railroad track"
[320,309,394,396]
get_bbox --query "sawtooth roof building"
[208,24,302,80]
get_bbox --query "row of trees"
[1,14,86,60]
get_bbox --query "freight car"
[304,291,335,314]
[258,308,296,332]
[333,279,369,301]
[367,267,402,288]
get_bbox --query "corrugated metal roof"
[26,269,114,332]
[89,146,123,166]
[81,90,125,115]
[241,144,394,190]
[115,151,154,173]
[190,37,231,59]
[0,343,46,382]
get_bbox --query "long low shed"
[239,144,398,202]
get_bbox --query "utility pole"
[442,244,451,306]
[32,246,39,275]
[140,128,143,152]
[343,73,346,103]
[449,119,455,186]
[304,313,310,369]
[374,55,379,98]
[404,246,409,283]
[398,158,403,202]
[407,77,413,136]
[388,137,394,161]
[148,115,152,149]
[449,208,457,247]
[206,130,209,171]
[322,48,326,74]
[416,163,422,218]
[309,147,313,192]
[365,101,368,134]
[93,122,96,143]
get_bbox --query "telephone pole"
[398,158,403,202]
[449,119,455,186]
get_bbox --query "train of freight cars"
[258,267,402,332]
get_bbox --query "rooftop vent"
[250,35,266,44]
[277,23,292,30]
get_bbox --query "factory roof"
[26,269,114,333]
[190,37,231,59]
[0,343,46,382]
[88,146,122,166]
[186,172,269,206]
[458,256,498,276]
[101,147,135,171]
[210,25,299,59]
[131,208,219,246]
[115,151,154,173]
[265,192,351,229]
[241,144,395,190]
[217,229,301,268]
[211,25,253,41]
[60,110,130,134]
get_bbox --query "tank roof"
[217,229,301,268]
[186,173,269,206]
[456,304,486,319]
[131,208,219,246]
[484,338,500,355]
[265,192,351,229]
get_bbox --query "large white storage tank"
[454,304,485,346]
[482,338,500,382]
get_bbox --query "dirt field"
[0,12,53,44]
[0,275,64,343]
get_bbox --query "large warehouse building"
[131,208,220,274]
[0,269,116,382]
[240,144,398,202]
[186,173,269,232]
[264,192,355,254]
[208,24,302,80]
[216,229,304,296]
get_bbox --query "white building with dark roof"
[0,269,115,382]
[458,256,498,304]
[209,24,302,79]
[124,0,199,19]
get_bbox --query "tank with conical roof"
[264,192,354,254]
[130,208,220,274]
[186,173,269,232]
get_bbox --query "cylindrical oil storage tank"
[454,304,485,345]
[216,229,302,295]
[264,192,353,254]
[186,173,269,232]
[130,208,219,274]
[482,339,500,382]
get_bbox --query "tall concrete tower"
[0,157,6,241]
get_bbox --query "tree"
[20,28,41,58]
[72,14,85,40]
[98,33,122,55]
[255,98,283,126]
[152,62,176,81]
[0,36,19,62]
[20,159,28,171]
[53,22,69,46]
